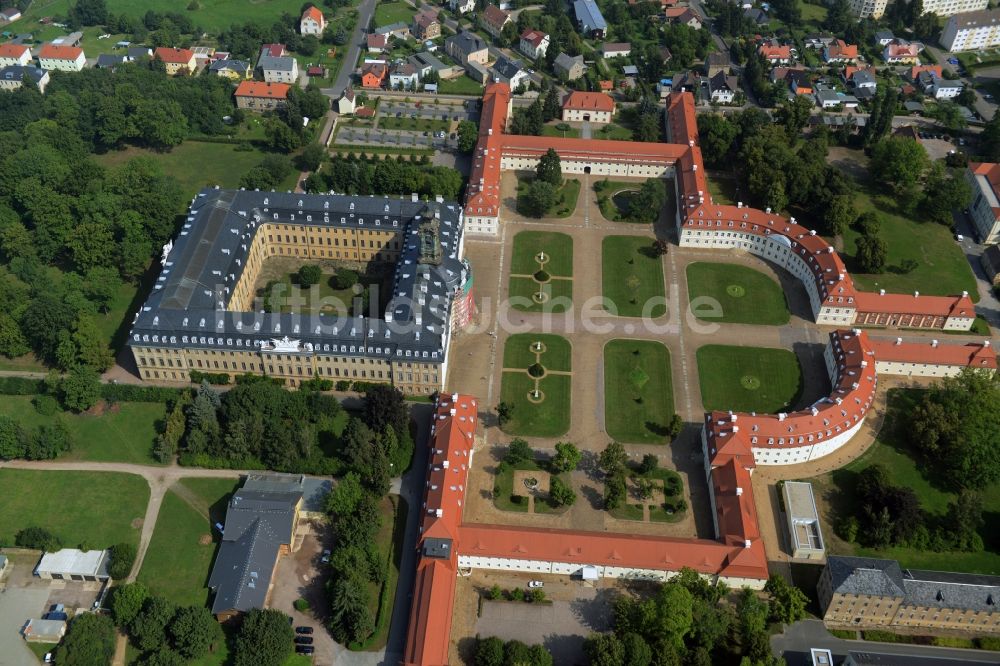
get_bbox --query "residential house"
[491,56,528,89]
[883,40,920,64]
[554,52,585,80]
[599,79,614,91]
[519,29,550,60]
[481,5,511,38]
[815,85,858,108]
[234,80,290,111]
[771,67,812,95]
[407,51,449,77]
[446,31,488,65]
[51,32,82,47]
[941,8,1000,52]
[337,87,356,115]
[758,42,792,65]
[361,61,387,88]
[0,64,48,92]
[981,243,1000,283]
[367,34,387,53]
[127,46,152,60]
[573,0,607,38]
[0,43,30,67]
[823,39,858,64]
[0,7,22,22]
[744,7,769,24]
[450,0,476,14]
[562,90,615,122]
[465,60,490,83]
[390,62,420,89]
[414,10,441,40]
[917,68,962,99]
[924,0,988,18]
[23,619,66,644]
[705,52,730,77]
[601,42,631,58]
[37,43,85,72]
[672,70,707,102]
[258,55,299,83]
[903,99,924,113]
[848,69,877,98]
[306,65,326,78]
[375,22,410,39]
[300,5,326,35]
[665,7,702,28]
[260,43,287,58]
[804,33,835,49]
[191,46,215,65]
[154,47,196,75]
[209,59,252,80]
[95,54,127,70]
[709,70,739,104]
[968,162,1000,243]
[874,29,895,46]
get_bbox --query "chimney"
[932,339,939,347]
[736,487,743,496]
[962,290,969,298]
[778,413,787,421]
[442,460,450,469]
[896,337,902,345]
[914,291,920,297]
[879,289,885,296]
[744,539,752,549]
[985,340,992,347]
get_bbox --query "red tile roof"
[367,33,387,48]
[154,46,195,64]
[759,43,792,60]
[909,64,941,80]
[854,291,975,318]
[520,29,547,48]
[234,81,290,99]
[870,338,997,370]
[562,90,615,113]
[0,43,30,58]
[261,43,287,57]
[302,5,324,23]
[885,42,919,58]
[825,39,858,59]
[38,43,82,60]
[482,4,510,31]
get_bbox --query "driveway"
[0,587,51,666]
[268,532,336,665]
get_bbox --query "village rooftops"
[562,90,615,112]
[234,80,290,99]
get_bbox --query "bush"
[298,264,323,287]
[15,526,61,551]
[188,370,231,385]
[527,363,545,378]
[32,394,59,416]
[335,380,352,391]
[488,585,502,600]
[108,542,137,580]
[100,384,186,403]
[978,636,1000,651]
[638,454,658,474]
[334,269,359,290]
[0,377,46,395]
[294,598,310,612]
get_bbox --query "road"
[924,44,997,121]
[330,0,377,97]
[772,619,1000,666]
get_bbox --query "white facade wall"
[463,213,498,236]
[968,170,1000,244]
[849,0,888,18]
[0,50,29,67]
[711,90,736,104]
[924,0,987,15]
[933,84,963,99]
[941,18,1000,52]
[301,17,324,35]
[263,63,298,83]
[750,417,866,465]
[500,154,671,178]
[38,53,84,71]
[561,108,612,123]
[875,359,969,377]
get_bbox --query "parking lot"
[335,126,458,150]
[268,530,336,664]
[918,130,968,160]
[379,101,478,123]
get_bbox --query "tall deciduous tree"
[55,613,116,666]
[551,441,581,473]
[536,148,562,186]
[764,575,808,624]
[169,606,223,659]
[130,596,177,652]
[870,136,929,193]
[233,609,294,666]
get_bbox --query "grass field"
[510,231,574,277]
[351,495,407,651]
[437,76,485,95]
[503,333,571,372]
[594,123,634,141]
[0,396,165,465]
[95,142,300,201]
[499,373,571,438]
[812,389,1000,574]
[541,124,581,139]
[696,345,803,414]
[604,340,675,444]
[137,478,239,608]
[686,262,790,325]
[601,235,667,317]
[609,467,686,522]
[595,179,642,222]
[493,458,569,514]
[516,177,581,218]
[374,0,416,26]
[508,277,573,313]
[705,173,738,206]
[0,470,148,548]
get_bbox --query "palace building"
[129,190,475,392]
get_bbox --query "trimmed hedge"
[189,370,231,385]
[0,377,45,395]
[100,384,186,403]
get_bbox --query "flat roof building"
[782,481,824,560]
[34,549,109,581]
[23,618,66,643]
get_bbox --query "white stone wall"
[561,108,612,123]
[463,214,498,236]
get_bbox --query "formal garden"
[498,334,572,438]
[515,176,581,219]
[493,439,581,514]
[601,236,667,318]
[594,178,667,224]
[597,442,687,523]
[686,263,791,326]
[603,340,680,445]
[696,345,803,413]
[508,231,574,313]
[254,260,387,317]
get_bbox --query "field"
[137,478,239,608]
[373,0,416,26]
[603,340,675,444]
[686,262,790,325]
[541,124,581,139]
[0,470,149,548]
[516,177,581,218]
[507,277,572,313]
[696,345,803,414]
[95,141,301,201]
[812,389,1000,574]
[437,75,485,95]
[594,123,633,141]
[0,396,165,465]
[601,235,667,317]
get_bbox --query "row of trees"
[475,637,554,666]
[304,153,463,200]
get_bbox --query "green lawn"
[377,116,451,133]
[0,396,166,465]
[374,0,416,26]
[499,373,571,438]
[508,277,573,313]
[836,188,978,301]
[595,179,643,222]
[95,142,300,201]
[541,124,581,139]
[437,75,485,95]
[261,269,374,316]
[705,173,738,206]
[493,458,569,514]
[604,340,675,444]
[815,389,1000,574]
[510,231,574,277]
[502,333,571,372]
[0,470,148,548]
[686,262,790,325]
[696,345,803,414]
[137,478,239,608]
[594,123,633,141]
[516,177,581,218]
[799,1,828,22]
[601,235,667,317]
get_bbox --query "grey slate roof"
[209,59,250,73]
[827,556,906,597]
[407,51,448,73]
[902,568,1000,612]
[375,20,410,35]
[0,65,45,84]
[127,47,152,59]
[257,54,296,72]
[130,189,468,362]
[491,56,522,79]
[95,54,126,68]
[554,52,583,74]
[852,70,876,87]
[573,0,607,33]
[446,30,486,57]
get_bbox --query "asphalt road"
[330,0,376,97]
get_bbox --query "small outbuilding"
[34,549,110,582]
[23,618,66,643]
[782,481,825,560]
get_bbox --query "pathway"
[328,0,376,98]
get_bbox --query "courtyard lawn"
[603,340,675,444]
[813,389,1000,574]
[601,235,667,317]
[502,333,571,372]
[594,179,641,221]
[594,123,633,141]
[0,396,166,466]
[696,345,803,414]
[437,76,485,95]
[137,478,239,608]
[510,231,574,277]
[686,262,790,325]
[541,124,581,139]
[508,277,573,313]
[493,459,541,512]
[374,0,416,26]
[377,116,451,134]
[499,373,572,438]
[516,177,581,218]
[0,470,148,548]
[609,467,686,522]
[837,188,978,300]
[705,173,738,206]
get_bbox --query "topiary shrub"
[533,269,550,282]
[333,269,359,290]
[527,363,545,378]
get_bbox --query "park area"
[686,262,790,325]
[252,259,381,316]
[603,340,675,444]
[500,334,572,438]
[607,465,687,524]
[516,176,581,219]
[696,345,803,414]
[508,231,573,313]
[0,469,149,548]
[601,236,666,317]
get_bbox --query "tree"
[599,441,628,476]
[296,143,326,172]
[823,194,857,237]
[825,0,852,33]
[475,636,505,666]
[922,163,971,225]
[363,384,408,437]
[982,110,1000,161]
[870,136,930,193]
[327,472,364,518]
[855,230,888,273]
[652,239,669,256]
[334,268,359,289]
[60,364,101,412]
[0,312,28,359]
[329,573,375,644]
[946,489,985,552]
[139,649,186,666]
[112,582,150,627]
[130,596,177,652]
[604,471,626,510]
[15,525,60,551]
[233,609,294,666]
[54,613,116,666]
[107,542,137,579]
[536,148,562,186]
[774,95,813,140]
[626,178,666,223]
[69,0,109,26]
[764,575,808,624]
[457,120,479,153]
[551,441,581,473]
[0,416,25,459]
[496,401,514,427]
[543,86,561,121]
[697,113,738,167]
[549,475,577,506]
[520,180,557,217]
[169,606,223,659]
[505,438,533,465]
[584,632,625,666]
[298,264,323,288]
[927,100,967,130]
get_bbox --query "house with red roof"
[883,40,920,64]
[154,47,196,76]
[519,29,549,60]
[37,43,85,72]
[665,6,702,28]
[822,39,858,64]
[260,43,287,58]
[0,43,31,67]
[561,90,615,123]
[758,42,792,64]
[361,62,387,89]
[480,4,511,37]
[234,81,290,111]
[367,33,387,53]
[299,5,326,35]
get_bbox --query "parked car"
[320,549,331,563]
[295,636,314,645]
[296,626,314,634]
[528,580,544,588]
[296,645,315,654]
